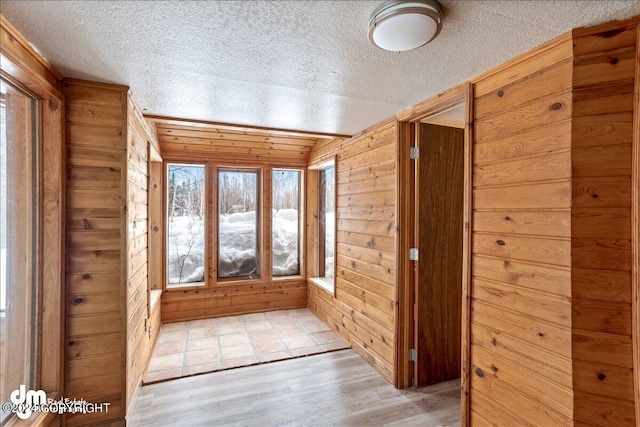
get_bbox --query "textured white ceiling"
[2,1,640,135]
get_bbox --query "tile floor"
[144,308,349,383]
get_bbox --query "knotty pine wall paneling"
[64,79,159,425]
[571,21,638,426]
[468,33,575,426]
[307,118,398,384]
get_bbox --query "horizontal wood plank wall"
[571,21,638,426]
[307,119,398,384]
[469,34,575,425]
[154,121,342,322]
[126,93,157,418]
[64,79,128,426]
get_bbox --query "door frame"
[394,82,473,426]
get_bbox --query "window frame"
[164,161,208,290]
[215,166,264,284]
[0,16,65,426]
[308,158,336,295]
[271,167,304,280]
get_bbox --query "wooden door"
[414,123,464,386]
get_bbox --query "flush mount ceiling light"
[368,0,443,52]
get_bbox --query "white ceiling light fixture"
[368,0,443,52]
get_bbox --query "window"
[166,164,206,287]
[318,163,335,284]
[1,78,37,424]
[272,169,302,277]
[218,170,260,279]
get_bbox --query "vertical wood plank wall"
[65,79,129,426]
[571,22,637,426]
[307,119,398,383]
[65,80,159,425]
[468,35,575,426]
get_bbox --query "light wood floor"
[130,349,461,426]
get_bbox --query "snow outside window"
[272,169,301,277]
[319,165,335,282]
[166,164,206,287]
[218,170,260,279]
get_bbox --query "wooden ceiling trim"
[146,114,350,140]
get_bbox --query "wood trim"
[571,15,640,38]
[460,82,474,427]
[633,23,640,427]
[145,114,350,140]
[395,83,467,122]
[0,16,63,99]
[0,15,65,419]
[394,120,414,388]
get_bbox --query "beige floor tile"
[252,339,287,354]
[147,353,184,372]
[216,323,246,335]
[184,362,223,376]
[145,308,348,383]
[157,330,187,343]
[161,322,189,333]
[270,317,299,328]
[244,320,273,332]
[215,317,243,326]
[185,347,221,366]
[188,326,216,339]
[282,335,316,350]
[290,346,324,357]
[221,344,255,359]
[277,326,305,337]
[287,308,312,317]
[219,333,250,347]
[189,318,216,329]
[152,339,186,357]
[265,311,291,319]
[258,350,292,363]
[249,329,279,342]
[144,367,183,383]
[241,312,267,322]
[310,331,343,345]
[187,336,218,351]
[223,355,259,369]
[322,341,349,351]
[301,321,330,333]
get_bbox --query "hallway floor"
[144,308,349,383]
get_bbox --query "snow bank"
[168,209,302,282]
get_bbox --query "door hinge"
[409,248,419,261]
[409,348,417,362]
[409,146,419,159]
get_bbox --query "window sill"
[308,277,335,296]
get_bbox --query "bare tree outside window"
[166,164,205,286]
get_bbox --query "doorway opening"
[395,83,472,423]
[413,109,465,387]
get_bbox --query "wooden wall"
[65,80,159,425]
[571,21,637,426]
[150,118,345,322]
[126,92,160,418]
[65,79,129,426]
[306,119,398,384]
[468,34,575,426]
